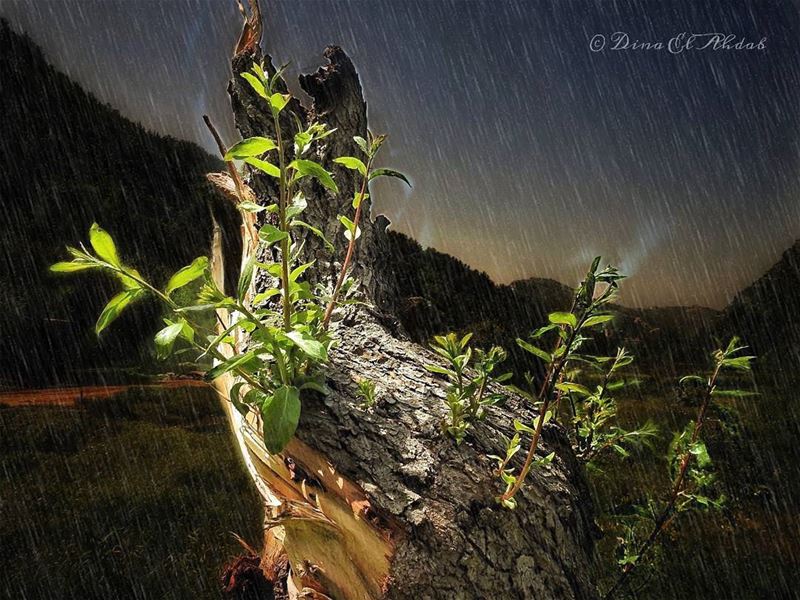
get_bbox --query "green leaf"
[244,157,281,178]
[89,223,120,266]
[338,214,355,233]
[369,168,411,187]
[531,324,559,338]
[257,262,283,277]
[269,92,290,115]
[201,320,239,358]
[229,382,248,416]
[548,311,577,329]
[723,336,745,355]
[290,159,338,193]
[241,72,267,98]
[289,262,314,283]
[243,388,266,410]
[259,224,290,245]
[291,220,334,251]
[261,385,301,454]
[583,314,614,328]
[205,350,257,381]
[679,375,706,385]
[500,496,518,510]
[618,554,639,566]
[612,444,629,457]
[534,451,556,468]
[370,134,387,154]
[238,201,266,213]
[154,322,183,359]
[514,419,535,434]
[253,288,281,304]
[269,62,290,91]
[353,191,369,209]
[694,494,710,507]
[165,256,208,297]
[721,356,755,371]
[555,382,592,396]
[690,440,712,468]
[96,289,141,335]
[224,136,277,160]
[353,136,369,155]
[424,364,451,376]
[517,338,551,363]
[238,254,256,301]
[178,320,194,343]
[294,131,313,155]
[251,63,267,84]
[286,194,307,220]
[285,330,328,362]
[116,267,144,292]
[334,156,367,176]
[50,261,98,273]
[338,215,360,241]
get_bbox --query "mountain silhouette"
[724,239,800,373]
[0,20,239,387]
[1,18,795,388]
[380,230,725,375]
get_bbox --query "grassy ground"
[589,370,800,599]
[0,386,263,600]
[1,374,797,598]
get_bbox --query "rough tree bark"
[210,4,598,599]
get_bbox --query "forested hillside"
[2,17,795,391]
[725,240,800,374]
[381,230,800,378]
[380,231,725,377]
[0,20,239,387]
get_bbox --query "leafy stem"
[273,108,292,332]
[500,315,582,504]
[498,257,625,508]
[51,63,408,456]
[603,339,754,599]
[426,333,509,444]
[322,153,372,329]
[321,131,409,329]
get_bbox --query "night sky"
[3,0,799,308]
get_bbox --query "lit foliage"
[426,332,511,444]
[603,337,756,599]
[52,61,408,455]
[49,58,759,600]
[494,257,645,508]
[563,347,658,465]
[356,378,377,409]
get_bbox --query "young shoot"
[356,378,377,409]
[425,332,511,444]
[323,130,410,328]
[603,337,756,599]
[496,257,626,508]
[563,347,658,465]
[50,60,409,457]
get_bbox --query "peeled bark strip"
[211,5,597,598]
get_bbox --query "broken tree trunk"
[209,6,597,599]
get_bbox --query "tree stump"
[210,5,597,599]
